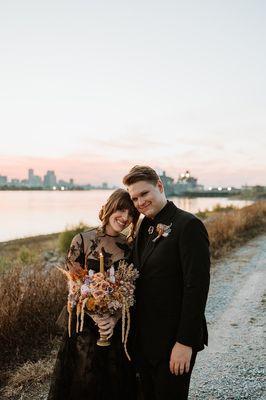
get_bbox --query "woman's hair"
[99,188,139,241]
[123,165,159,186]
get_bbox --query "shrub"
[212,204,237,213]
[196,203,238,220]
[18,246,37,264]
[58,222,89,254]
[0,256,11,273]
[196,209,209,219]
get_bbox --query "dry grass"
[205,201,266,260]
[0,357,55,398]
[0,232,60,262]
[0,263,67,366]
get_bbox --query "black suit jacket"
[132,201,210,362]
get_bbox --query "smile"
[116,219,127,228]
[139,203,151,211]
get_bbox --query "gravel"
[189,234,266,399]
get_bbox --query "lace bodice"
[67,227,131,272]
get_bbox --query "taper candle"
[99,252,104,274]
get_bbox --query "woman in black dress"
[48,189,139,400]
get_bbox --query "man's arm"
[170,218,210,375]
[177,217,210,346]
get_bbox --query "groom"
[123,165,210,400]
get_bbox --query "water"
[0,190,253,242]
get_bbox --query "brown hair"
[99,188,139,241]
[123,165,159,186]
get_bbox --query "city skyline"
[0,166,264,189]
[1,1,265,187]
[0,168,108,189]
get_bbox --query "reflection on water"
[0,190,253,241]
[170,196,252,214]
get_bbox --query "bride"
[48,189,139,400]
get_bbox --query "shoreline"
[0,195,254,244]
[0,201,254,246]
[1,201,265,261]
[0,187,264,199]
[0,232,62,261]
[0,231,61,246]
[0,200,260,249]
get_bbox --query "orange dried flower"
[86,298,96,311]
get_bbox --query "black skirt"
[48,314,137,400]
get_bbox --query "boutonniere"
[152,223,172,242]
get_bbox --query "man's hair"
[123,165,159,186]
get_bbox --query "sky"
[0,0,265,187]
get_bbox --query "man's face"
[127,180,165,218]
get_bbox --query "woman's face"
[106,209,133,236]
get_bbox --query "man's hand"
[169,342,192,375]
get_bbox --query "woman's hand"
[98,315,118,339]
[90,313,121,339]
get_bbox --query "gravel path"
[189,234,266,400]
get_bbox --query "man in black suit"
[123,166,210,400]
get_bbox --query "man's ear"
[157,180,164,193]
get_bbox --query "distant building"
[0,175,7,186]
[21,179,29,186]
[28,168,42,187]
[160,170,204,196]
[28,169,34,185]
[69,178,74,188]
[160,171,174,194]
[44,170,57,188]
[10,179,20,186]
[34,176,42,186]
[83,183,92,190]
[175,170,204,194]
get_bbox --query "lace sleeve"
[66,233,85,272]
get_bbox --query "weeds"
[18,246,37,264]
[58,222,88,254]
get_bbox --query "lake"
[0,190,253,241]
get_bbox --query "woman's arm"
[66,233,86,273]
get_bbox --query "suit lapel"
[139,202,177,270]
[134,218,145,269]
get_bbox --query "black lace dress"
[48,228,137,400]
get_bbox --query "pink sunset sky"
[1,1,265,187]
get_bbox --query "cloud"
[80,133,168,151]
